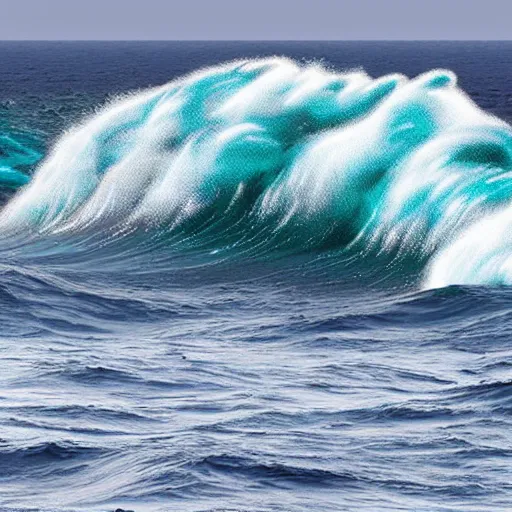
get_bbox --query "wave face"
[2,57,512,287]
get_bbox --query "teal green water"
[3,58,512,287]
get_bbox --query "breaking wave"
[1,57,512,288]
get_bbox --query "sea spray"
[1,58,512,287]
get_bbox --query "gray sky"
[1,0,511,40]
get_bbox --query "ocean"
[0,41,511,512]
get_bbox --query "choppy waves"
[1,273,512,512]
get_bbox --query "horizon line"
[0,39,511,43]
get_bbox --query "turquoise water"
[0,42,512,512]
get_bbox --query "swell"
[1,57,512,287]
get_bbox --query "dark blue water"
[1,42,512,512]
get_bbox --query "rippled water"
[1,42,512,512]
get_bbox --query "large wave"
[1,57,512,288]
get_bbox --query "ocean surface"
[0,41,512,512]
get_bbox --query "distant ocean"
[0,41,512,512]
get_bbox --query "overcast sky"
[1,0,510,40]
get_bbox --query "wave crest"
[1,58,512,287]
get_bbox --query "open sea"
[0,41,512,512]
